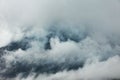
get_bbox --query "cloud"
[0,0,120,80]
[11,56,120,80]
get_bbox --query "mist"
[0,0,120,80]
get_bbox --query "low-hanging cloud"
[0,0,120,80]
